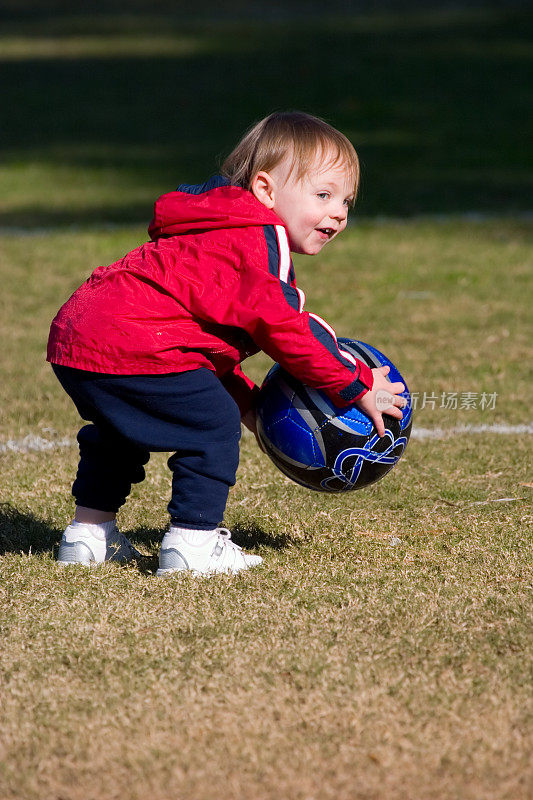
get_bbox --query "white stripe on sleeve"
[296,287,306,312]
[275,225,291,283]
[308,313,359,367]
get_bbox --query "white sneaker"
[57,522,141,566]
[156,527,263,576]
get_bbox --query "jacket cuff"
[338,361,374,403]
[220,366,260,417]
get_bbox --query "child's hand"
[354,366,407,438]
[242,408,267,453]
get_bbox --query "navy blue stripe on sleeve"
[263,225,300,310]
[339,375,372,401]
[308,315,357,373]
[263,225,280,279]
[288,263,296,283]
[280,283,301,312]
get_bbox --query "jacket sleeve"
[169,225,373,408]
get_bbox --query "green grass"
[1,4,532,226]
[1,217,532,800]
[1,218,531,437]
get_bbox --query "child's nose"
[332,204,347,221]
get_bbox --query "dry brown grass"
[1,218,532,799]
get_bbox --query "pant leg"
[53,365,241,527]
[166,379,241,529]
[73,424,150,513]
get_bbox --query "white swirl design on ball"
[320,431,408,490]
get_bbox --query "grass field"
[1,4,532,800]
[1,218,531,800]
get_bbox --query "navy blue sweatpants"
[53,365,241,530]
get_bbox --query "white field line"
[1,423,532,454]
[410,422,533,440]
[0,434,74,454]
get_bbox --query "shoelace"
[216,528,243,551]
[108,530,138,557]
[120,534,138,556]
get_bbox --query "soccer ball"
[256,339,413,492]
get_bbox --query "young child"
[48,111,406,575]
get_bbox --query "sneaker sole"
[155,563,262,578]
[57,539,141,566]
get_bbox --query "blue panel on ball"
[256,340,413,493]
[267,416,322,468]
[258,365,327,469]
[337,338,413,430]
[334,405,374,436]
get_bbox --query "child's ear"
[251,171,275,209]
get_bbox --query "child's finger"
[394,395,408,408]
[385,405,404,420]
[388,381,405,395]
[376,389,401,414]
[373,414,386,438]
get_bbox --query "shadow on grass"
[231,523,296,551]
[0,503,61,556]
[0,506,292,571]
[130,522,294,576]
[1,5,532,224]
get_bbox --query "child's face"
[253,152,354,255]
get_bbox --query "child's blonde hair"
[221,111,360,204]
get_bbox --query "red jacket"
[47,177,373,414]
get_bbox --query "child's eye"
[317,192,330,200]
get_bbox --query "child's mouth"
[317,227,335,239]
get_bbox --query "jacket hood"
[148,175,283,240]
